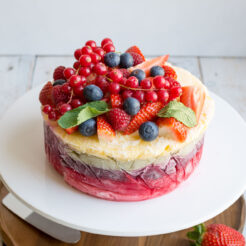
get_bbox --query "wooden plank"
[200,57,246,119]
[32,56,74,88]
[0,56,35,115]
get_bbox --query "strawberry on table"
[124,102,163,135]
[187,223,245,246]
[39,82,54,106]
[97,116,116,141]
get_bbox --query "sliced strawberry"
[110,94,123,108]
[162,65,177,80]
[129,55,169,77]
[124,102,163,135]
[39,82,54,106]
[65,126,78,134]
[125,45,145,61]
[180,85,205,122]
[127,52,144,66]
[97,116,116,141]
[157,117,187,142]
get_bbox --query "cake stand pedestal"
[0,182,245,246]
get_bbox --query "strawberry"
[162,65,177,80]
[65,126,78,134]
[127,52,144,66]
[157,117,187,142]
[53,66,66,80]
[97,116,116,141]
[119,68,130,78]
[39,82,54,106]
[107,108,131,131]
[124,102,163,135]
[52,85,70,105]
[129,55,169,77]
[187,223,245,246]
[110,94,123,108]
[125,45,145,61]
[180,85,205,122]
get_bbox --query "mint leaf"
[157,101,197,127]
[58,101,109,129]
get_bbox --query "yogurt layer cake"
[39,38,214,201]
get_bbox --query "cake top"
[39,37,212,148]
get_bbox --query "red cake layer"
[44,123,204,201]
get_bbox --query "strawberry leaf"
[157,101,197,127]
[58,101,109,129]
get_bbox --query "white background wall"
[0,0,245,56]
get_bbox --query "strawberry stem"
[187,224,206,246]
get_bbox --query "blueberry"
[104,52,120,67]
[130,69,146,83]
[150,66,165,77]
[53,79,66,86]
[83,85,103,101]
[123,97,140,116]
[78,118,97,137]
[119,53,134,68]
[139,121,159,141]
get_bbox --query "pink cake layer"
[44,123,204,201]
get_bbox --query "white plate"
[0,86,246,237]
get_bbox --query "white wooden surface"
[0,55,245,237]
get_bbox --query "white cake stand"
[0,86,246,237]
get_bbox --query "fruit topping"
[157,90,169,104]
[52,84,70,105]
[133,90,145,103]
[163,65,177,80]
[140,78,152,89]
[95,76,109,93]
[97,116,115,142]
[74,49,82,60]
[78,118,97,136]
[130,69,146,83]
[85,40,97,49]
[150,65,165,77]
[124,102,163,135]
[42,104,52,114]
[110,94,123,108]
[145,91,158,102]
[108,82,121,94]
[101,38,113,47]
[71,99,82,108]
[139,121,159,141]
[63,67,76,80]
[79,54,92,67]
[123,97,140,116]
[104,52,120,67]
[126,76,139,88]
[153,75,166,89]
[93,62,107,75]
[81,46,93,55]
[125,45,145,61]
[119,68,130,78]
[103,43,115,53]
[108,108,131,131]
[53,66,66,80]
[83,85,103,102]
[108,69,123,83]
[39,82,54,106]
[127,52,144,66]
[119,53,134,68]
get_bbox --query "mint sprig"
[58,101,109,129]
[157,101,197,127]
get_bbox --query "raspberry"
[39,82,54,106]
[53,66,65,80]
[127,52,144,66]
[107,108,131,131]
[52,85,70,105]
[119,68,130,78]
[125,46,145,61]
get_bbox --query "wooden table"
[0,55,246,244]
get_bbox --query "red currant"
[93,63,107,75]
[163,79,171,89]
[71,99,82,108]
[79,55,92,67]
[69,75,86,88]
[79,67,91,77]
[73,61,80,70]
[109,82,120,94]
[122,90,133,100]
[73,84,84,96]
[48,110,57,121]
[61,83,72,94]
[95,76,109,93]
[60,104,72,115]
[90,53,101,64]
[81,46,93,55]
[108,69,123,83]
[101,38,113,47]
[120,77,127,86]
[133,91,145,103]
[93,47,105,57]
[74,49,82,60]
[157,90,169,104]
[145,91,158,102]
[169,87,182,101]
[42,104,52,114]
[140,78,152,89]
[85,40,97,49]
[153,76,165,89]
[63,68,75,79]
[103,43,115,53]
[126,76,138,88]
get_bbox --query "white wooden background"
[0,55,246,237]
